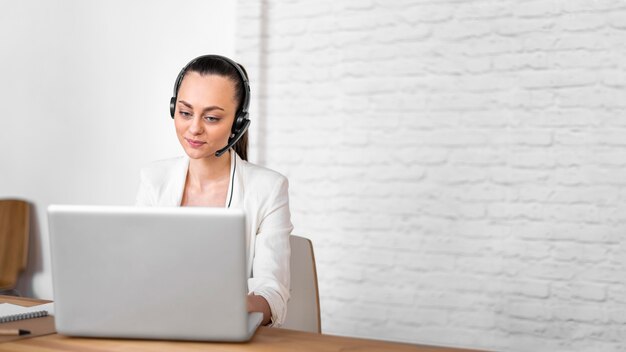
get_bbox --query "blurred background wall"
[236,1,626,351]
[0,0,236,298]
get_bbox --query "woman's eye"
[204,116,220,122]
[179,111,192,118]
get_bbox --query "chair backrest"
[0,199,30,290]
[282,235,321,333]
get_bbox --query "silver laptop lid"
[48,205,257,341]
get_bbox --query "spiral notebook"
[0,302,54,323]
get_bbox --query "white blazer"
[135,151,293,327]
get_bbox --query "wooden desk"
[1,296,482,352]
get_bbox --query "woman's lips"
[185,138,206,148]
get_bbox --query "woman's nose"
[188,116,204,135]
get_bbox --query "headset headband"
[172,54,250,116]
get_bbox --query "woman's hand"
[247,293,272,326]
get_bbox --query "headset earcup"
[232,112,248,134]
[169,97,176,118]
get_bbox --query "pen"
[0,329,31,336]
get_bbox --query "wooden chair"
[282,235,321,333]
[0,199,30,296]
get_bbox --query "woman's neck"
[187,151,231,191]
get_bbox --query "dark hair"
[182,56,249,161]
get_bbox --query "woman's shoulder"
[238,158,289,190]
[140,156,188,184]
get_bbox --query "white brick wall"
[236,1,626,351]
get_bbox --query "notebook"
[0,303,54,323]
[47,205,263,342]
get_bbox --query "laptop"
[47,204,263,342]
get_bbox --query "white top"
[135,151,293,327]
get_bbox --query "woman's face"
[174,72,238,160]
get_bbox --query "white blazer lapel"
[162,156,189,206]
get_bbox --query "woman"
[135,55,292,327]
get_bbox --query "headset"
[169,54,251,158]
